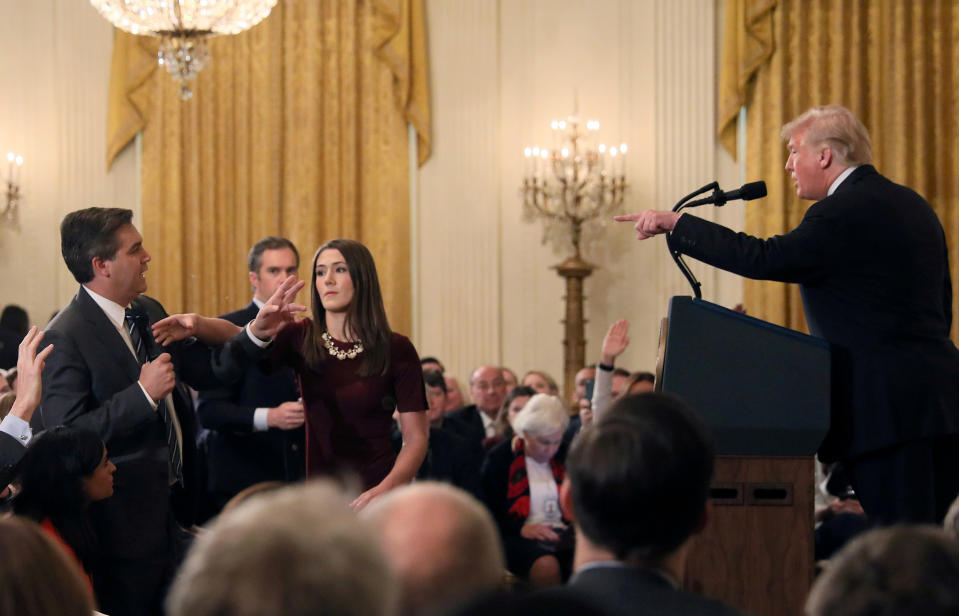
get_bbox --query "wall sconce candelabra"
[521,112,627,402]
[3,152,23,222]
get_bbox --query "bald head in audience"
[806,525,959,616]
[166,481,398,616]
[363,482,505,616]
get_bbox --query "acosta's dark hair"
[567,393,714,562]
[302,239,391,377]
[13,426,106,572]
[60,207,133,283]
[248,236,299,273]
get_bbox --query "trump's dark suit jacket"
[40,288,221,560]
[669,165,959,461]
[196,302,304,501]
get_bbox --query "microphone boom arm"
[665,182,716,300]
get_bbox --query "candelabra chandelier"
[89,0,278,100]
[3,152,23,223]
[521,114,627,259]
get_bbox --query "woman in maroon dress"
[155,239,428,510]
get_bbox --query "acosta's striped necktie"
[125,307,183,485]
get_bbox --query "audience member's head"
[247,236,299,303]
[167,481,397,616]
[470,365,507,417]
[562,393,713,568]
[0,516,93,616]
[522,370,560,396]
[0,304,29,338]
[13,426,115,571]
[512,393,569,463]
[610,368,631,398]
[624,371,655,395]
[423,369,448,426]
[806,525,959,616]
[14,426,115,514]
[1,367,15,393]
[444,375,466,412]
[493,385,536,439]
[363,482,505,616]
[219,480,287,518]
[573,365,596,403]
[421,356,444,373]
[501,367,518,389]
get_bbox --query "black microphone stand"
[665,181,718,300]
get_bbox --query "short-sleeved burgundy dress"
[270,320,427,489]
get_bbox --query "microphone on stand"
[666,180,767,300]
[683,181,767,208]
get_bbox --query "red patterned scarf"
[505,438,565,521]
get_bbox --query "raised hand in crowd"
[9,326,54,423]
[600,318,630,366]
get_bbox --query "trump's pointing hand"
[614,211,682,240]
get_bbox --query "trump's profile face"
[785,130,829,201]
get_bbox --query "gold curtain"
[105,0,431,334]
[720,0,959,338]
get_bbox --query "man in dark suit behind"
[40,208,224,616]
[196,237,305,519]
[617,105,959,525]
[445,365,506,449]
[546,393,746,616]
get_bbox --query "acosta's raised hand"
[251,275,307,340]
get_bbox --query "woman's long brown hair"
[301,239,392,376]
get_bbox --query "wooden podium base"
[684,456,815,616]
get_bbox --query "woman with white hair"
[481,393,572,588]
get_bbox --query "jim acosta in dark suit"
[40,208,230,616]
[617,105,959,525]
[196,237,305,519]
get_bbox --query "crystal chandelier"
[521,112,627,259]
[90,0,278,100]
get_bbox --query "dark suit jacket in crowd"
[669,165,959,461]
[196,302,304,505]
[445,404,488,447]
[391,422,483,500]
[0,431,25,488]
[40,289,222,561]
[547,566,749,616]
[0,324,19,369]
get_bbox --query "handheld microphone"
[685,181,767,207]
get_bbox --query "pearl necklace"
[322,331,364,360]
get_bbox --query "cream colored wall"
[414,0,745,389]
[0,0,139,327]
